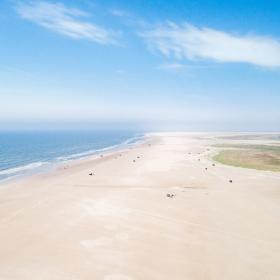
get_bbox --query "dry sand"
[0,133,280,280]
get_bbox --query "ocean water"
[0,130,142,182]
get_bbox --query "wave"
[55,143,122,161]
[0,134,145,182]
[0,161,48,176]
[56,134,144,162]
[121,134,145,145]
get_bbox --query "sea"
[0,130,143,182]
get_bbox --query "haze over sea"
[0,130,141,182]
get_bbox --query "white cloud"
[16,1,119,44]
[141,22,280,68]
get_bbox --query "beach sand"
[0,133,280,280]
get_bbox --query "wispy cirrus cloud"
[16,1,119,45]
[141,22,280,68]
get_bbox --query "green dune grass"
[213,145,280,172]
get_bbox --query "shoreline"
[0,133,148,186]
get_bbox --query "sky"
[0,0,280,131]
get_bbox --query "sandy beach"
[0,133,280,280]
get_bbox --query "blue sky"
[0,0,280,131]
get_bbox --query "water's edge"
[0,133,147,184]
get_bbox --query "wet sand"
[0,133,280,280]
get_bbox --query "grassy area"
[218,134,280,141]
[213,144,280,152]
[213,145,280,172]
